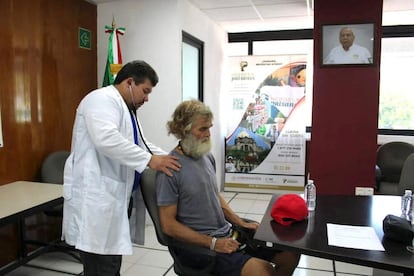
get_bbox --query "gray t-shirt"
[156,150,231,237]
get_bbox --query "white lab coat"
[62,85,165,255]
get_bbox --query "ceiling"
[89,0,414,33]
[186,0,314,32]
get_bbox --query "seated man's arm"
[159,204,211,248]
[159,204,240,253]
[218,194,259,231]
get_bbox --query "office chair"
[140,168,216,276]
[140,168,260,276]
[398,153,414,195]
[37,150,81,262]
[40,151,70,215]
[376,142,414,195]
[40,151,69,183]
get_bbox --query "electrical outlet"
[355,187,374,196]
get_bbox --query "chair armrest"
[168,238,216,275]
[169,238,216,257]
[241,218,259,224]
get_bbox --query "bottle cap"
[404,190,412,196]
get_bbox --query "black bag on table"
[382,214,414,244]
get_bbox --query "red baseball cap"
[271,194,309,226]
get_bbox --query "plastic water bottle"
[401,189,413,219]
[305,179,316,211]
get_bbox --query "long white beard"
[180,135,211,159]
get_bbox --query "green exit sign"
[79,27,91,50]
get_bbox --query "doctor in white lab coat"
[62,60,180,276]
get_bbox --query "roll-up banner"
[225,55,307,193]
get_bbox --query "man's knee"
[241,257,275,276]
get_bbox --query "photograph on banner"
[224,55,307,193]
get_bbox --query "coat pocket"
[63,153,74,200]
[102,175,125,201]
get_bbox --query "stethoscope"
[129,84,153,154]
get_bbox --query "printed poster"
[224,55,307,193]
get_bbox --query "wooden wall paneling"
[0,0,97,185]
[0,0,97,266]
[0,0,14,184]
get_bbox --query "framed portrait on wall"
[321,23,375,66]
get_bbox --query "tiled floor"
[6,192,403,276]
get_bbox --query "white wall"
[97,0,228,188]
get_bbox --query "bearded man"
[156,100,299,276]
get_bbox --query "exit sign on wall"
[78,27,91,50]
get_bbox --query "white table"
[254,194,414,275]
[0,181,62,222]
[0,181,63,273]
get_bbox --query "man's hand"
[241,221,259,231]
[148,155,180,176]
[214,238,240,254]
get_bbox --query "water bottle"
[401,189,413,219]
[406,201,414,253]
[305,179,316,211]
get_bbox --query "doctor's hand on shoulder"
[149,155,181,176]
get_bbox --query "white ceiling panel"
[253,0,306,4]
[90,0,414,32]
[256,3,311,18]
[202,6,261,21]
[187,0,251,9]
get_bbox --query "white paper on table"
[327,223,385,251]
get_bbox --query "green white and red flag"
[102,19,126,87]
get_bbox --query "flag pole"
[102,17,126,87]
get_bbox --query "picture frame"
[321,23,375,66]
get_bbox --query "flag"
[102,18,126,87]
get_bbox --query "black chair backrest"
[377,142,414,183]
[40,151,71,184]
[398,153,414,195]
[140,168,171,246]
[140,168,216,276]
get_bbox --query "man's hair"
[114,60,159,86]
[339,27,354,37]
[167,99,213,140]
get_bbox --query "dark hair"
[114,60,159,86]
